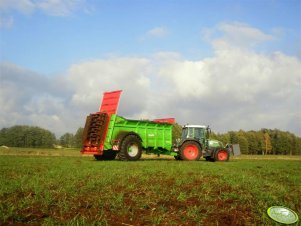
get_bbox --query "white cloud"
[203,22,275,51]
[36,0,85,16]
[0,0,86,22]
[152,49,300,133]
[148,27,169,37]
[153,51,181,61]
[66,57,152,117]
[0,16,13,28]
[141,26,169,40]
[1,22,300,136]
[166,49,300,133]
[219,22,274,43]
[0,0,35,14]
[158,60,210,98]
[0,62,72,136]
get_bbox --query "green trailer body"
[81,112,175,159]
[105,114,174,154]
[81,90,176,159]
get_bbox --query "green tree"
[228,131,239,144]
[270,130,280,154]
[215,133,230,146]
[0,125,56,148]
[296,137,301,155]
[209,131,218,140]
[245,131,259,154]
[59,133,75,148]
[263,132,272,155]
[237,134,249,154]
[74,128,84,148]
[0,128,8,146]
[270,130,289,155]
[172,123,182,144]
[285,132,297,155]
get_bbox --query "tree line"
[210,129,301,155]
[58,128,83,148]
[0,126,56,148]
[0,126,84,148]
[0,125,301,155]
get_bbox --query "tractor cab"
[181,125,210,148]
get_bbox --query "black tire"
[214,149,229,162]
[205,156,212,161]
[174,155,182,160]
[179,141,201,161]
[94,150,117,161]
[118,135,142,161]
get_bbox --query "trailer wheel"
[118,135,142,161]
[179,141,201,161]
[94,150,117,160]
[214,149,229,161]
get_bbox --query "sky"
[0,0,300,137]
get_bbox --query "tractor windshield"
[182,127,206,142]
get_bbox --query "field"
[0,148,300,225]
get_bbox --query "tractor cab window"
[182,127,205,142]
[194,128,203,140]
[181,127,189,140]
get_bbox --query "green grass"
[0,147,81,156]
[0,149,300,225]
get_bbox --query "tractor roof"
[184,125,207,128]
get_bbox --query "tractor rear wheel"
[214,149,229,161]
[94,150,117,160]
[118,135,142,161]
[179,141,201,161]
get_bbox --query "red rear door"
[99,90,122,115]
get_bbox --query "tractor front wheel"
[179,141,201,161]
[118,135,142,161]
[214,149,229,161]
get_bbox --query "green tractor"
[174,125,236,161]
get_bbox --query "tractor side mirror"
[206,126,211,139]
[206,126,211,134]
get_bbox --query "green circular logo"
[267,206,299,224]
